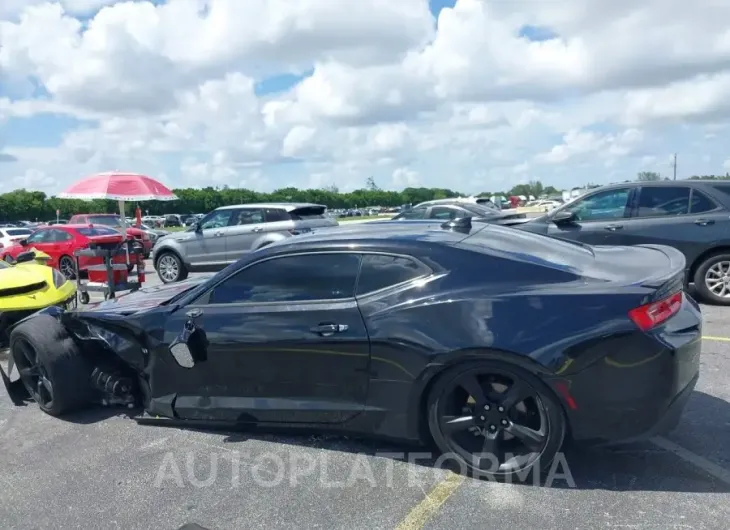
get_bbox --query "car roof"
[415,198,493,207]
[267,222,470,249]
[592,180,726,191]
[216,202,325,211]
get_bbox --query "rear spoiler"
[634,244,686,301]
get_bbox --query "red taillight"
[628,291,683,331]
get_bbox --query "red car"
[0,224,128,279]
[68,214,152,258]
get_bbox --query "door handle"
[214,231,223,236]
[252,227,263,233]
[694,219,715,226]
[604,224,624,231]
[310,323,349,336]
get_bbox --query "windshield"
[88,215,122,227]
[75,227,121,237]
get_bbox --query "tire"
[155,251,188,284]
[9,314,92,416]
[426,360,566,482]
[79,292,90,305]
[58,255,77,279]
[693,252,730,305]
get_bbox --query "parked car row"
[0,224,131,279]
[146,181,730,307]
[150,203,338,283]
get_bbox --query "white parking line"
[651,436,730,486]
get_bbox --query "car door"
[546,186,636,245]
[23,229,55,262]
[618,185,727,267]
[44,229,76,263]
[223,208,267,262]
[150,252,370,424]
[183,209,234,266]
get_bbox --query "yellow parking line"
[702,335,730,342]
[395,472,465,530]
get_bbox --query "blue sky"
[1,0,727,194]
[0,0,552,154]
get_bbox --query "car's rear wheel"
[58,255,76,279]
[426,360,566,482]
[9,314,92,416]
[156,251,188,283]
[693,252,730,305]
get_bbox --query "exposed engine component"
[90,367,136,408]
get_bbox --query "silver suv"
[151,203,338,283]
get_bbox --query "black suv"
[516,180,730,305]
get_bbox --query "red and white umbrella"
[58,171,178,262]
[57,171,178,202]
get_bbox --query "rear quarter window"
[356,254,430,295]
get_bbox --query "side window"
[563,188,631,221]
[231,208,265,225]
[396,207,427,220]
[636,187,690,217]
[199,210,234,230]
[265,208,291,222]
[356,254,430,295]
[46,229,65,242]
[26,230,49,243]
[690,190,717,214]
[208,253,361,304]
[56,230,73,241]
[429,207,458,220]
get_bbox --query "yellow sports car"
[0,250,77,345]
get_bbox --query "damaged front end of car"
[0,276,211,417]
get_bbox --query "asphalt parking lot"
[1,266,729,529]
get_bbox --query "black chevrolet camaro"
[0,219,702,480]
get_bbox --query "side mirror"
[193,222,202,233]
[552,210,576,225]
[15,251,35,264]
[18,239,28,246]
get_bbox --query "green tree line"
[1,174,728,223]
[0,180,558,222]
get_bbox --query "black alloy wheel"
[59,255,77,279]
[13,337,55,411]
[427,362,566,481]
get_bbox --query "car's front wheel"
[9,314,92,416]
[155,251,188,283]
[426,360,566,482]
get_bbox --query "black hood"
[81,276,211,314]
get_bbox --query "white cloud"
[1,0,730,194]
